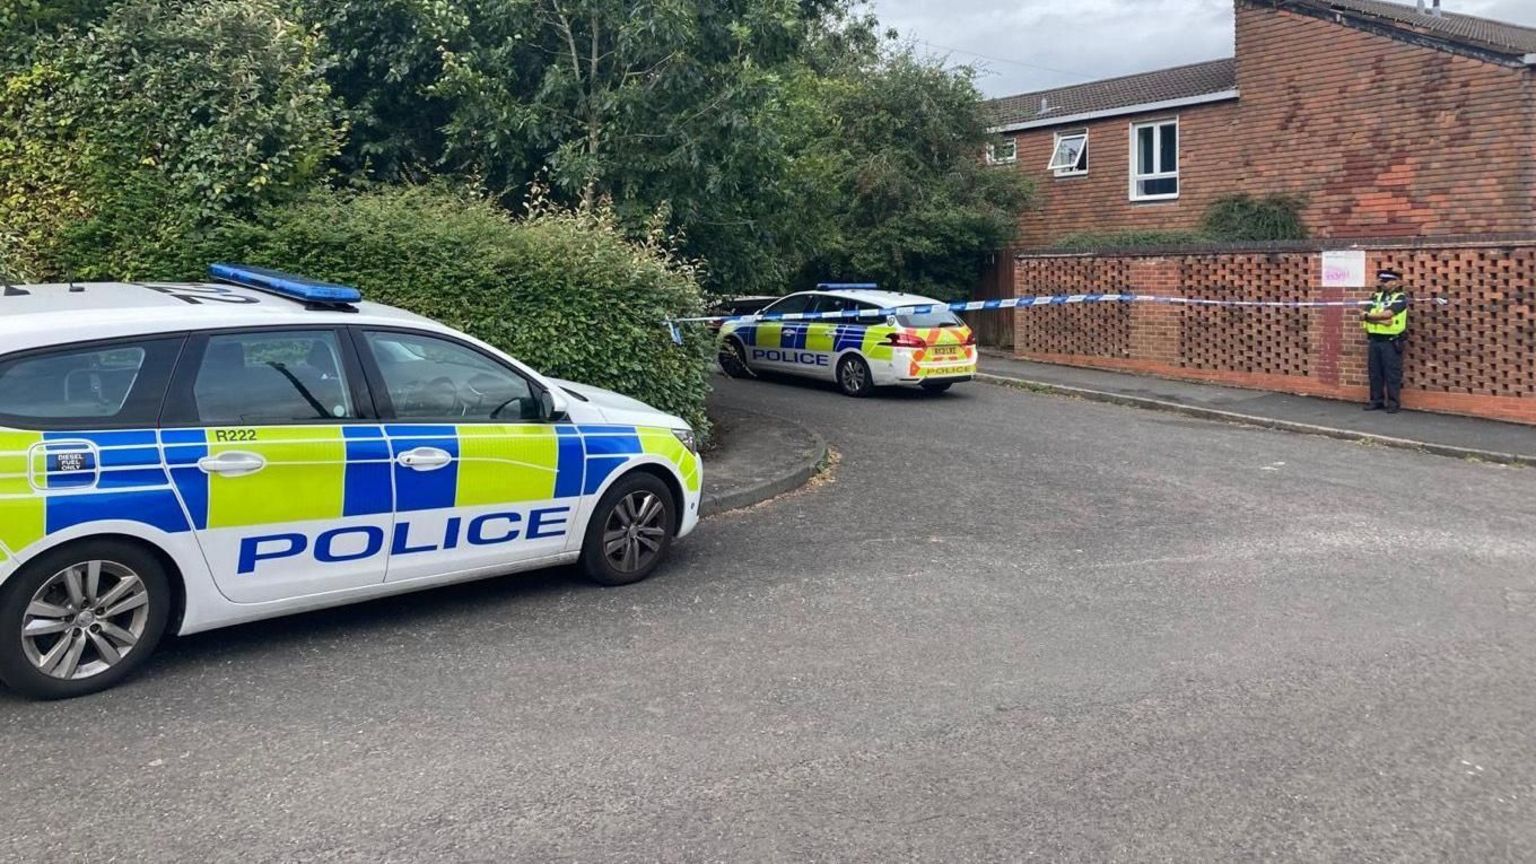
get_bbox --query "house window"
[1047,131,1089,176]
[1129,119,1179,201]
[985,138,1017,165]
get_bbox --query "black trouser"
[1367,337,1403,408]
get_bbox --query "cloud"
[866,0,1536,98]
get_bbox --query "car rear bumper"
[899,373,974,384]
[897,362,978,383]
[872,346,977,385]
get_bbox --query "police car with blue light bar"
[0,265,702,698]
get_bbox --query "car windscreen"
[895,308,963,328]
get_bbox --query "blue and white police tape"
[670,291,1450,327]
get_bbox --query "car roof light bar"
[208,263,363,304]
[818,282,880,290]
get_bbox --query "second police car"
[0,266,701,698]
[716,286,977,396]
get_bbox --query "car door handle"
[397,447,452,471]
[197,452,266,477]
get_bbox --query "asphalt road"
[4,375,1535,863]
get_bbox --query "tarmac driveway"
[2,375,1534,863]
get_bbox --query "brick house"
[972,0,1536,424]
[985,0,1536,248]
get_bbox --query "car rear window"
[896,309,962,328]
[0,338,183,429]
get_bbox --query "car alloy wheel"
[579,472,677,587]
[603,490,668,574]
[20,559,150,682]
[838,355,873,397]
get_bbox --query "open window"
[1130,118,1179,201]
[985,138,1017,166]
[1047,131,1089,176]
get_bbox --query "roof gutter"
[989,89,1239,134]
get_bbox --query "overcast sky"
[865,0,1536,98]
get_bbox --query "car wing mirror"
[540,387,569,422]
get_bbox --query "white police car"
[0,265,702,698]
[716,286,977,396]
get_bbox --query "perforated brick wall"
[1013,242,1536,425]
[1176,255,1315,376]
[1013,257,1135,359]
[1374,248,1536,400]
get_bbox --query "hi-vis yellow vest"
[1363,290,1407,337]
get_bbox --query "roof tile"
[1319,0,1536,54]
[987,59,1237,129]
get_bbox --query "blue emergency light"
[817,282,879,290]
[208,263,363,304]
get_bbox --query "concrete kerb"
[699,408,830,517]
[977,372,1534,468]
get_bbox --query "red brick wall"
[1233,2,1536,238]
[1007,101,1242,248]
[1012,241,1536,425]
[998,2,1536,249]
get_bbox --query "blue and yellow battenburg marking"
[0,422,700,561]
[726,319,905,364]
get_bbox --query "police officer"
[1361,268,1409,413]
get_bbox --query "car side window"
[761,294,814,317]
[363,330,538,422]
[837,300,883,323]
[0,337,182,429]
[810,296,859,320]
[192,331,356,425]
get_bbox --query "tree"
[3,0,1030,302]
[299,0,462,181]
[295,1,1021,299]
[785,48,1034,300]
[420,0,866,293]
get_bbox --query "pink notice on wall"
[1321,250,1367,288]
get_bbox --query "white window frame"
[985,138,1017,166]
[1048,130,1089,177]
[1128,118,1180,202]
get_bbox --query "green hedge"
[1049,195,1309,252]
[0,0,340,282]
[1201,194,1308,242]
[215,186,715,435]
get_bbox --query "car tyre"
[0,540,171,700]
[836,355,875,398]
[579,472,676,587]
[719,337,752,379]
[920,381,953,393]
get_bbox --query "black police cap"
[1377,269,1402,282]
